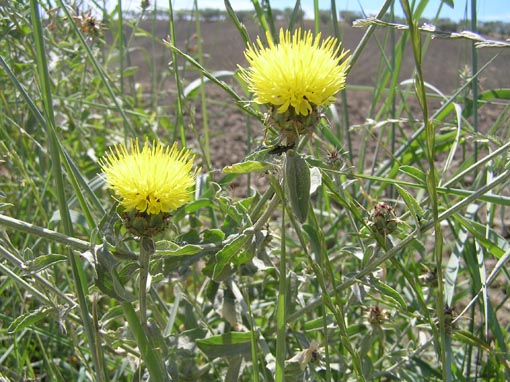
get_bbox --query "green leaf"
[156,241,203,257]
[369,277,407,311]
[95,245,136,302]
[203,228,225,244]
[434,102,456,122]
[452,330,491,352]
[122,66,138,77]
[285,151,311,223]
[223,160,277,174]
[8,306,54,333]
[26,254,67,273]
[453,213,509,259]
[231,247,253,266]
[395,184,424,227]
[224,0,251,47]
[212,233,251,281]
[445,204,478,306]
[196,332,253,359]
[303,314,335,331]
[445,232,466,307]
[320,119,343,147]
[399,165,426,184]
[185,198,212,213]
[302,223,324,262]
[463,88,510,118]
[225,356,243,382]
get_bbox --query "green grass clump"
[1,0,510,381]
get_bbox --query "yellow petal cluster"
[240,28,350,116]
[100,138,196,215]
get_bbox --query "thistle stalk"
[121,302,169,381]
[139,236,155,325]
[275,202,287,382]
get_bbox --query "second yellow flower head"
[240,28,350,116]
[100,138,196,215]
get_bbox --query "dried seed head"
[370,202,398,236]
[73,10,103,38]
[140,0,150,10]
[367,305,388,327]
[443,305,457,334]
[326,149,346,170]
[418,267,438,286]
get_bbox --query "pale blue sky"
[103,1,510,21]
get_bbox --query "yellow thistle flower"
[100,138,196,215]
[240,28,350,116]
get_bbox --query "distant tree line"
[121,7,510,35]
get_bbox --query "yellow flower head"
[100,138,196,215]
[240,28,350,116]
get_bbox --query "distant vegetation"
[120,7,510,35]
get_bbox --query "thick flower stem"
[275,203,287,382]
[253,192,280,231]
[121,302,169,381]
[139,236,155,326]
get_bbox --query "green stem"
[445,332,453,382]
[0,213,90,251]
[275,198,287,382]
[253,194,280,231]
[313,0,320,34]
[139,236,155,326]
[194,0,211,170]
[250,187,275,222]
[471,0,479,173]
[307,209,366,381]
[167,0,186,146]
[401,0,446,375]
[121,302,168,381]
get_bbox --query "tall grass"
[1,0,510,381]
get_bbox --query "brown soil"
[122,19,510,172]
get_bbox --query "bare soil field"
[120,19,510,171]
